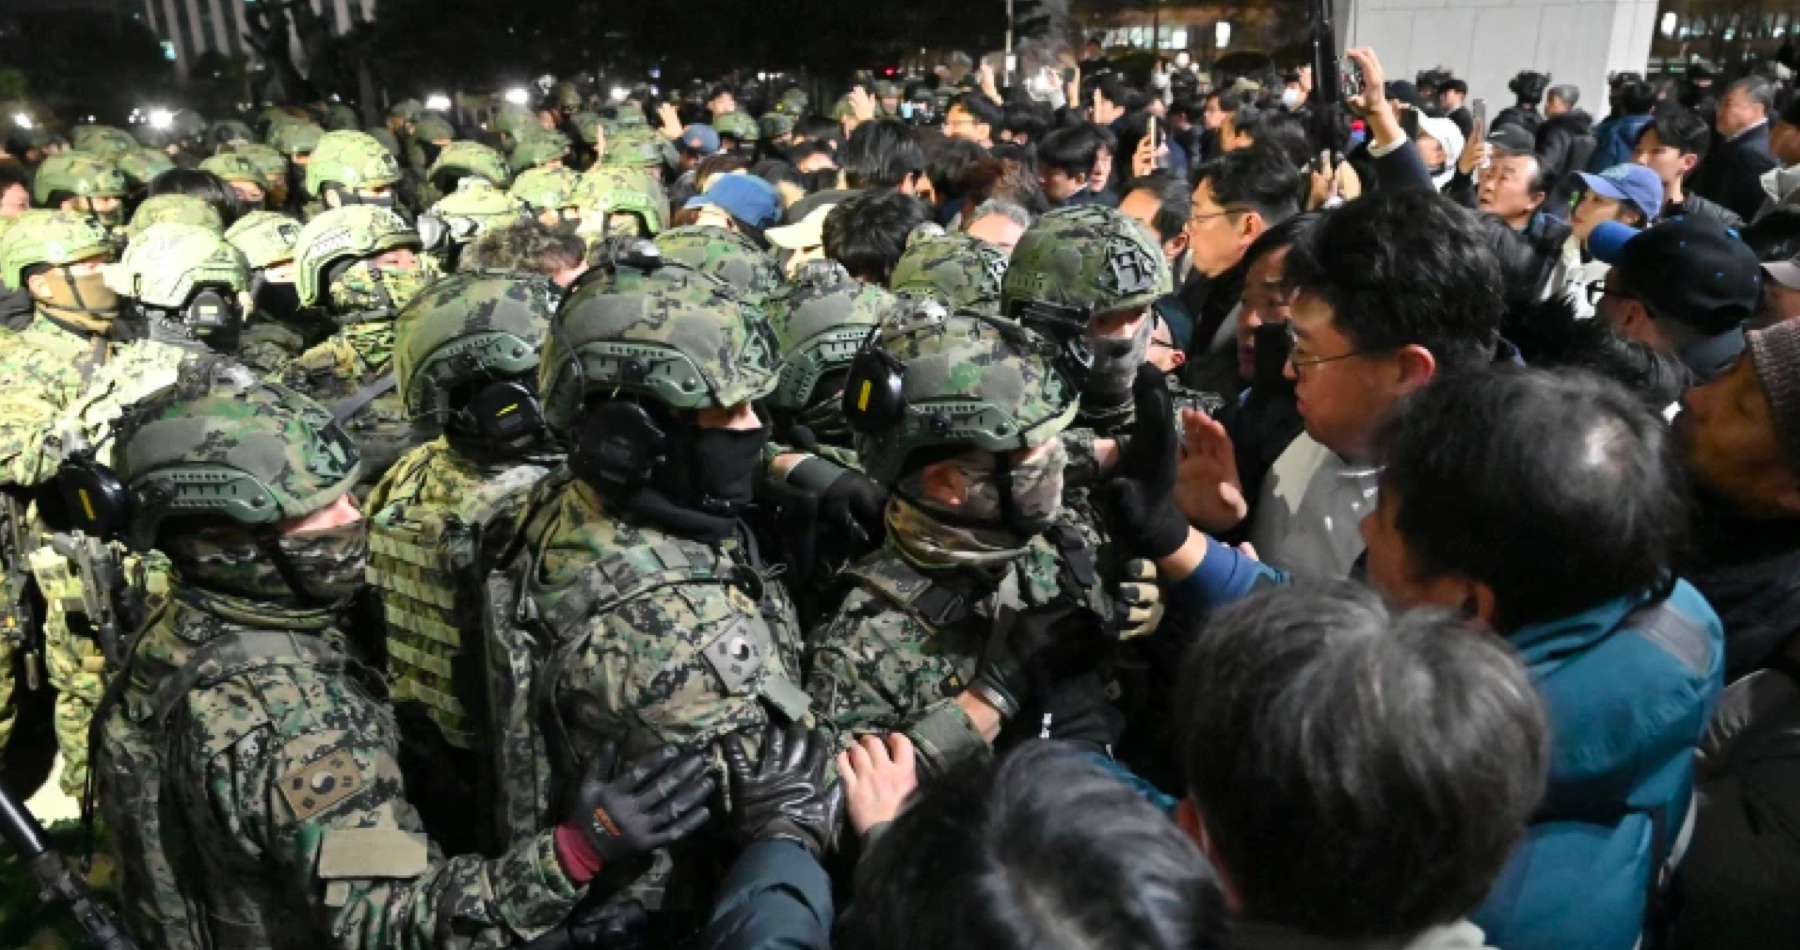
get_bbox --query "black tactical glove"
[972,604,1111,720]
[563,743,715,870]
[722,723,845,859]
[1104,363,1190,560]
[788,456,888,552]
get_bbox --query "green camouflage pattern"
[198,151,264,185]
[209,119,256,145]
[304,130,404,197]
[759,112,796,141]
[278,319,423,485]
[98,590,580,950]
[0,210,114,290]
[108,222,250,309]
[611,107,648,129]
[229,143,291,190]
[510,130,571,170]
[365,126,403,159]
[849,307,1078,485]
[890,229,1010,317]
[766,261,898,413]
[540,263,781,433]
[428,141,511,188]
[712,111,760,144]
[411,114,455,144]
[573,166,668,235]
[395,272,556,423]
[509,166,580,214]
[389,99,425,122]
[493,104,538,144]
[31,153,128,205]
[69,125,138,160]
[776,88,811,116]
[126,194,224,239]
[237,319,307,375]
[425,182,530,242]
[999,204,1171,321]
[323,103,360,131]
[116,148,177,190]
[599,127,671,171]
[292,205,421,307]
[653,225,781,302]
[568,111,604,146]
[224,210,303,268]
[267,120,324,157]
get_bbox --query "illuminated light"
[505,87,530,105]
[12,113,32,130]
[425,93,452,112]
[148,109,174,130]
[1215,22,1232,48]
[610,86,628,101]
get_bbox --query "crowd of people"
[0,34,1798,950]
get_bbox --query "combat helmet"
[412,114,456,145]
[428,141,511,191]
[568,111,604,147]
[70,125,139,160]
[493,103,539,146]
[573,165,668,237]
[209,119,257,149]
[759,113,796,142]
[116,148,177,192]
[511,130,571,170]
[891,229,1008,318]
[510,166,581,218]
[305,130,403,200]
[267,120,324,158]
[110,382,361,552]
[1000,204,1170,379]
[292,204,423,310]
[712,111,760,146]
[0,210,115,291]
[843,305,1078,488]
[107,222,251,350]
[229,143,290,191]
[765,260,900,446]
[127,194,224,239]
[323,103,361,132]
[200,152,268,202]
[420,181,529,260]
[395,272,560,450]
[32,153,129,225]
[653,225,782,303]
[225,211,304,269]
[599,126,672,172]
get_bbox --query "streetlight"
[425,93,453,112]
[504,87,530,106]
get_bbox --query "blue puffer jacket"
[1472,580,1725,950]
[1588,113,1655,174]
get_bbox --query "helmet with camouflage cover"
[845,304,1078,487]
[230,143,290,189]
[829,95,856,122]
[209,119,256,149]
[112,381,361,555]
[713,111,760,144]
[599,126,671,172]
[653,225,781,302]
[225,210,303,268]
[776,88,810,116]
[394,272,559,437]
[511,130,571,170]
[200,151,264,187]
[1000,203,1170,330]
[292,204,423,309]
[569,111,604,147]
[765,260,899,444]
[127,194,224,238]
[428,140,510,189]
[116,148,177,191]
[539,261,781,437]
[549,82,584,112]
[611,106,648,129]
[509,165,580,216]
[0,209,115,291]
[422,181,529,253]
[493,103,538,146]
[891,229,1009,317]
[872,79,902,101]
[256,106,298,137]
[109,222,250,309]
[412,114,456,144]
[573,165,667,236]
[32,152,128,206]
[759,112,796,141]
[365,127,403,159]
[305,130,403,198]
[267,120,324,158]
[389,99,425,124]
[323,103,360,131]
[71,125,138,160]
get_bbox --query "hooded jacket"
[1588,112,1654,174]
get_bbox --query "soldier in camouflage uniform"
[0,211,204,798]
[653,225,781,306]
[228,143,295,210]
[573,166,667,248]
[304,130,405,220]
[279,205,437,489]
[481,253,809,919]
[69,125,138,162]
[804,303,1124,777]
[420,182,531,273]
[764,259,897,456]
[226,210,324,373]
[510,166,582,229]
[889,228,1009,318]
[108,222,252,356]
[126,193,224,238]
[115,148,177,206]
[366,272,562,857]
[32,153,129,232]
[91,378,713,950]
[200,151,271,212]
[598,127,673,181]
[711,112,759,155]
[423,141,511,211]
[511,130,572,172]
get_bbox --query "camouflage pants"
[26,546,103,799]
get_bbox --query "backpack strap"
[843,556,970,628]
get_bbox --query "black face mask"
[662,422,768,518]
[254,279,304,324]
[419,141,445,169]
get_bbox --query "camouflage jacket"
[804,520,1108,777]
[97,587,581,950]
[278,319,425,488]
[236,314,308,376]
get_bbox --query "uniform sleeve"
[195,681,581,950]
[0,364,71,487]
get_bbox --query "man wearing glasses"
[943,94,1001,150]
[1589,217,1764,387]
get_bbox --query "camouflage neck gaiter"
[886,496,1027,570]
[327,259,433,317]
[164,519,369,606]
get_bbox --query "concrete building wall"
[1345,0,1660,117]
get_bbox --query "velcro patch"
[317,828,429,879]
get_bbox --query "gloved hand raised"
[555,742,715,884]
[972,604,1111,719]
[1104,363,1191,560]
[722,723,844,859]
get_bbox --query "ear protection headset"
[443,347,547,452]
[36,456,132,543]
[1007,296,1097,389]
[183,285,243,341]
[551,303,671,492]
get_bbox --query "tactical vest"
[99,614,344,950]
[480,480,810,856]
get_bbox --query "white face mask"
[1281,87,1304,109]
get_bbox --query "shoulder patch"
[278,750,364,820]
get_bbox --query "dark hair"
[459,219,584,277]
[1509,71,1550,105]
[822,191,931,284]
[1740,211,1800,264]
[751,159,803,191]
[1616,80,1657,115]
[1439,78,1468,96]
[695,153,750,186]
[1637,107,1710,160]
[787,140,836,169]
[954,158,1048,217]
[146,168,242,226]
[842,742,1229,950]
[1036,122,1108,178]
[949,93,1004,134]
[1176,582,1548,941]
[926,138,989,209]
[794,116,842,146]
[1194,143,1300,226]
[1725,76,1776,116]
[842,118,927,191]
[1375,365,1688,629]
[1505,294,1688,409]
[1228,104,1313,169]
[1124,173,1191,245]
[1241,209,1321,274]
[1284,190,1502,371]
[1170,96,1208,123]
[1097,76,1149,114]
[1002,102,1051,145]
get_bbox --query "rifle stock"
[0,780,138,950]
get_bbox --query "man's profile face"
[943,106,988,145]
[1570,191,1626,243]
[1631,129,1690,189]
[1185,180,1253,279]
[1236,246,1291,382]
[0,183,29,218]
[1677,352,1800,517]
[1286,290,1404,461]
[1477,154,1544,226]
[1202,96,1228,131]
[1039,166,1087,202]
[1716,88,1764,138]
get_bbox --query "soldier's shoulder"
[177,645,383,757]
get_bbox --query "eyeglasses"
[1285,322,1382,371]
[1188,207,1245,225]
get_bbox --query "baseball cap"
[684,173,782,230]
[1485,124,1536,155]
[1591,216,1764,378]
[1575,164,1664,223]
[1765,252,1800,291]
[680,124,720,156]
[1384,81,1421,110]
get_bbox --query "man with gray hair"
[1536,83,1595,208]
[962,198,1031,255]
[1691,76,1780,221]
